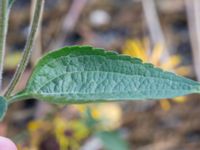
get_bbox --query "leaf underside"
[14,46,200,104]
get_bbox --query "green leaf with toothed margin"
[0,96,7,121]
[9,46,200,104]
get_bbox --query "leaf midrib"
[32,89,194,98]
[32,70,193,94]
[28,54,190,92]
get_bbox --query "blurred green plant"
[18,103,128,150]
[27,116,89,150]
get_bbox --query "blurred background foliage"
[2,0,200,149]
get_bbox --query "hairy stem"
[0,0,8,90]
[5,0,44,97]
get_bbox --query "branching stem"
[0,0,8,90]
[5,0,44,97]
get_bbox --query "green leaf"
[9,46,200,104]
[0,96,8,121]
[96,131,130,150]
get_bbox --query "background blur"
[2,0,200,149]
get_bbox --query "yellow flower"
[95,103,122,129]
[27,120,51,149]
[122,39,191,110]
[26,115,90,150]
[53,116,89,150]
[5,52,22,70]
[74,103,122,130]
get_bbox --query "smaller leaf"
[0,96,8,121]
[96,131,130,150]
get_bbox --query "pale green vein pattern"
[18,46,200,104]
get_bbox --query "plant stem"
[7,92,32,105]
[185,0,200,81]
[0,0,8,91]
[5,0,44,97]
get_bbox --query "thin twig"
[31,0,42,66]
[5,0,44,97]
[0,0,8,91]
[185,0,200,81]
[49,0,88,49]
